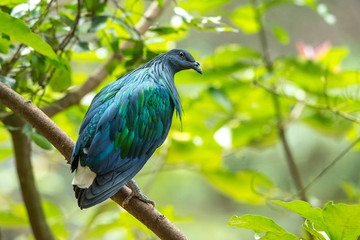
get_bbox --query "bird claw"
[122,179,156,208]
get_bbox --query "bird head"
[166,49,203,74]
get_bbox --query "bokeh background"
[1,0,360,239]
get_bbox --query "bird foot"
[122,179,155,208]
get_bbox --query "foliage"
[1,0,360,239]
[230,200,360,240]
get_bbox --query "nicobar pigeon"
[71,49,202,209]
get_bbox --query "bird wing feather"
[71,69,174,208]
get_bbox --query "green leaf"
[276,58,325,93]
[49,59,72,92]
[0,10,57,61]
[73,41,90,53]
[89,16,108,32]
[149,27,182,35]
[0,211,28,226]
[0,75,16,88]
[204,170,273,204]
[0,148,12,162]
[0,0,27,6]
[322,202,360,240]
[30,132,53,150]
[179,0,232,13]
[303,222,327,240]
[319,48,348,71]
[273,26,289,44]
[21,122,33,136]
[228,215,299,239]
[302,110,352,137]
[231,6,260,34]
[0,36,10,53]
[273,200,327,230]
[208,87,233,112]
[274,201,360,240]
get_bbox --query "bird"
[71,49,202,209]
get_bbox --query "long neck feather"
[115,53,183,121]
[150,57,183,121]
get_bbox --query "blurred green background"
[1,0,360,239]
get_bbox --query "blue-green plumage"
[71,49,202,209]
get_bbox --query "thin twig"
[31,0,56,31]
[0,0,55,76]
[55,0,83,52]
[293,136,360,199]
[252,0,307,201]
[0,79,189,240]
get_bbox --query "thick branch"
[0,82,74,160]
[42,0,170,118]
[0,77,188,240]
[4,116,55,240]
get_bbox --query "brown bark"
[0,74,189,240]
[4,116,55,240]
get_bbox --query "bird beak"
[192,61,203,74]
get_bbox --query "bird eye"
[178,52,185,58]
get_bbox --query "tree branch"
[0,74,188,240]
[41,0,171,118]
[3,116,55,240]
[252,0,307,201]
[55,0,83,52]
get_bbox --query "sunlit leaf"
[0,148,12,162]
[230,6,260,34]
[274,200,360,240]
[0,0,27,6]
[302,222,327,240]
[273,200,326,230]
[49,59,72,92]
[273,26,289,44]
[0,211,28,226]
[228,215,299,239]
[179,0,232,13]
[0,10,57,60]
[322,202,360,240]
[0,36,10,53]
[319,48,348,71]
